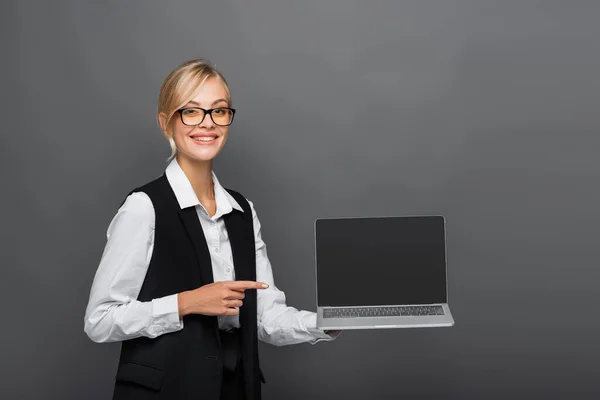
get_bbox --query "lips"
[190,134,218,143]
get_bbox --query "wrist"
[177,291,192,317]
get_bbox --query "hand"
[178,281,269,317]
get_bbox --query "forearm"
[258,308,331,346]
[84,294,182,343]
[257,289,334,346]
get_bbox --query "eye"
[182,108,200,115]
[213,108,226,115]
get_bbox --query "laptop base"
[316,304,455,330]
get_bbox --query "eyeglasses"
[177,107,236,127]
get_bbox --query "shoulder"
[121,191,154,214]
[106,191,155,238]
[113,191,155,222]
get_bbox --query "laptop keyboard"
[323,305,445,318]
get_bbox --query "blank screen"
[315,216,447,307]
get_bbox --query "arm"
[83,192,183,343]
[249,200,339,346]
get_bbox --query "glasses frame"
[177,107,236,127]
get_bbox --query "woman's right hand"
[177,281,269,317]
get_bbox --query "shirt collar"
[165,157,243,214]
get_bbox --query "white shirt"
[84,158,336,346]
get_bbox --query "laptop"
[315,215,454,330]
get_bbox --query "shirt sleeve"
[83,192,183,343]
[249,199,338,346]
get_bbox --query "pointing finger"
[226,280,269,290]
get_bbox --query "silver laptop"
[315,215,454,330]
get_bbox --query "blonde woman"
[84,59,339,400]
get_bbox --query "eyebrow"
[186,98,229,107]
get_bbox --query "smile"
[191,136,218,144]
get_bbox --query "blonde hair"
[157,59,232,162]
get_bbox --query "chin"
[186,148,221,163]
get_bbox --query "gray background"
[3,0,599,399]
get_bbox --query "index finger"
[225,280,269,290]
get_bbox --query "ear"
[158,112,169,134]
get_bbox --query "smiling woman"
[83,58,339,400]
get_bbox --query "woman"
[84,59,339,400]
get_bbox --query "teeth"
[194,137,216,141]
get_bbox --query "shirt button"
[226,268,231,273]
[214,247,219,252]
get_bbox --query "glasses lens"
[211,108,234,126]
[181,108,205,125]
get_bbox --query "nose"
[198,112,215,129]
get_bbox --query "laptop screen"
[315,216,447,307]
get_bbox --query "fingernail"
[261,283,269,288]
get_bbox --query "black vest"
[112,174,263,400]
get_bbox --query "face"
[161,77,232,164]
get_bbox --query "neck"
[176,154,215,201]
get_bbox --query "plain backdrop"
[2,1,600,399]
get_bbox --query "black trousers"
[219,329,245,400]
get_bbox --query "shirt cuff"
[150,294,184,336]
[305,313,341,344]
